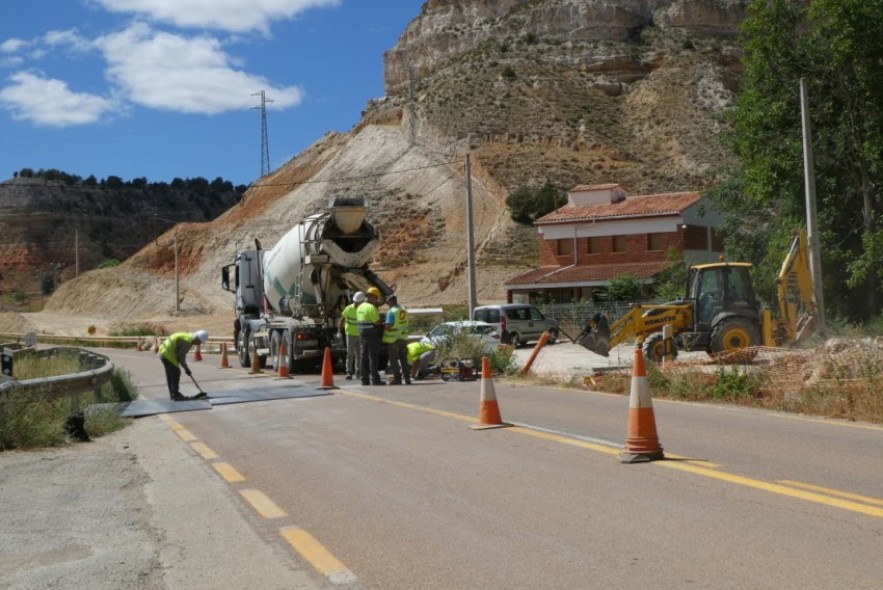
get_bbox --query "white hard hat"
[353,291,366,303]
[192,330,208,343]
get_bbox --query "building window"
[613,235,628,253]
[647,233,665,252]
[586,236,603,255]
[556,239,572,256]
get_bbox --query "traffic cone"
[194,344,203,362]
[620,346,665,463]
[318,346,336,389]
[219,343,230,369]
[470,356,511,430]
[249,347,262,374]
[276,341,291,379]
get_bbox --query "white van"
[472,304,559,347]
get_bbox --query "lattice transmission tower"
[252,91,273,177]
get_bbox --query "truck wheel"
[643,333,677,363]
[710,318,760,362]
[509,332,521,348]
[270,332,281,369]
[281,332,293,373]
[238,326,251,368]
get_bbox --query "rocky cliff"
[1,0,749,336]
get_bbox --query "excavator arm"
[772,229,817,345]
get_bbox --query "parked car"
[420,321,501,350]
[472,304,559,347]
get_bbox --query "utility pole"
[75,228,79,277]
[465,154,477,316]
[252,91,273,177]
[174,233,180,313]
[799,78,826,335]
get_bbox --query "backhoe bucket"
[578,332,610,357]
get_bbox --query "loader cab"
[688,262,758,329]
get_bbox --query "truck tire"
[709,317,760,362]
[238,326,251,368]
[250,332,268,369]
[270,331,281,370]
[643,333,678,363]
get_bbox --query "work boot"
[193,392,208,400]
[390,379,402,386]
[171,392,188,401]
[345,374,353,380]
[404,378,412,385]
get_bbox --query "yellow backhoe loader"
[578,229,817,361]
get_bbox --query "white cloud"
[95,0,340,34]
[0,71,117,127]
[1,38,29,54]
[96,24,303,114]
[43,29,93,53]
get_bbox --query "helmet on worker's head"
[386,294,397,304]
[366,287,382,298]
[192,330,208,343]
[353,291,366,303]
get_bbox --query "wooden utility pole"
[800,78,826,335]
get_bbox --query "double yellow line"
[341,389,883,520]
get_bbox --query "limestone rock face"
[385,0,746,92]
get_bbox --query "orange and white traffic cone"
[219,342,230,368]
[318,346,336,389]
[193,344,203,362]
[470,356,511,430]
[620,345,664,463]
[276,341,291,379]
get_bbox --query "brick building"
[505,183,724,303]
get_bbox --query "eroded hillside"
[0,0,748,337]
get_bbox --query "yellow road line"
[213,462,246,483]
[158,415,197,442]
[280,526,357,585]
[239,488,288,519]
[340,387,881,519]
[777,480,883,507]
[661,462,883,519]
[190,441,218,460]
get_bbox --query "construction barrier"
[620,345,664,463]
[520,330,551,375]
[318,347,336,389]
[470,356,511,430]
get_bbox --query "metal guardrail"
[0,346,115,399]
[0,332,233,352]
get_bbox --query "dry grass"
[581,341,883,424]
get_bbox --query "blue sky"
[0,0,424,187]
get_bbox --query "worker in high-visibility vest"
[407,340,436,381]
[159,330,207,401]
[382,294,410,385]
[357,287,384,385]
[338,291,364,380]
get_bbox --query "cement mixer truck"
[221,197,391,372]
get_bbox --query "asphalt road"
[4,344,882,589]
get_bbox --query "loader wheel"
[642,333,677,363]
[710,318,760,363]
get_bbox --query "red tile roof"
[505,260,675,286]
[537,191,702,225]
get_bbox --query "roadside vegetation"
[0,351,138,451]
